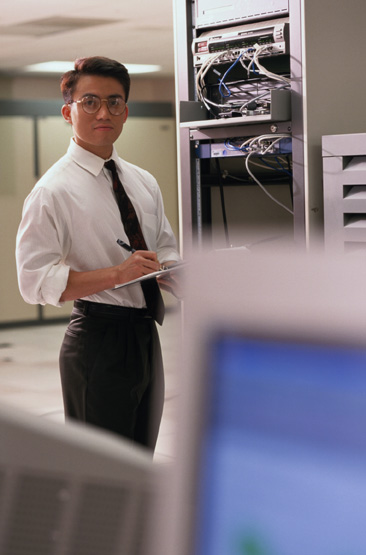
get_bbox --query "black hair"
[60,56,130,103]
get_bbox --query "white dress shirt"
[16,139,180,308]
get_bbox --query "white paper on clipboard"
[113,261,186,290]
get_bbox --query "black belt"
[73,299,151,320]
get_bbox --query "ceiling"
[0,0,176,77]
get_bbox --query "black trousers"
[59,300,164,451]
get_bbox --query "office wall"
[0,75,175,102]
[0,117,39,323]
[0,75,178,325]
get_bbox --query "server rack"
[174,0,366,255]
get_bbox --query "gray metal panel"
[322,134,366,158]
[343,224,366,242]
[340,172,366,186]
[180,89,291,129]
[288,0,306,245]
[174,0,196,254]
[343,198,366,212]
[189,120,291,141]
[323,156,346,249]
[195,0,289,29]
[302,0,366,244]
[323,141,366,251]
[180,101,207,123]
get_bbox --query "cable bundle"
[222,134,293,215]
[195,44,290,116]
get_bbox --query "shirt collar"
[68,139,121,176]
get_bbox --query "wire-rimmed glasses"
[70,94,127,116]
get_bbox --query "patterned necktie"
[105,159,165,325]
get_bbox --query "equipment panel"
[194,0,289,30]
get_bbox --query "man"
[16,56,181,451]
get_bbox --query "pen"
[117,239,135,253]
[117,238,168,271]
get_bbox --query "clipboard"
[113,261,186,290]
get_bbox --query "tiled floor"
[0,308,181,463]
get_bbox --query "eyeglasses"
[70,94,127,116]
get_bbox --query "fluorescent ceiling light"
[23,61,74,73]
[125,64,162,74]
[23,61,162,74]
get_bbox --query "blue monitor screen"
[195,335,366,555]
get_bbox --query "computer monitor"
[155,247,366,555]
[0,403,160,555]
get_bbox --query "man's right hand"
[115,250,160,285]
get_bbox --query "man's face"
[61,74,128,159]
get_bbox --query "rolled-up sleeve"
[16,187,70,307]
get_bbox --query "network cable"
[259,156,292,178]
[221,134,294,215]
[215,158,230,247]
[244,134,293,215]
[196,43,290,116]
[218,53,246,98]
